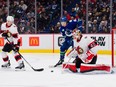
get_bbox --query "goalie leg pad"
[80,63,111,73]
[63,63,77,73]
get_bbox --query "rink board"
[0,34,115,55]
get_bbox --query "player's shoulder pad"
[12,24,17,28]
[1,22,6,28]
[1,22,6,26]
[60,27,65,33]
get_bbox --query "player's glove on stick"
[2,32,11,38]
[12,44,19,52]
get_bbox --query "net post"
[112,29,114,67]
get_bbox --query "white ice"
[0,53,116,87]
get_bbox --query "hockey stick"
[62,48,77,73]
[6,38,44,72]
[62,57,72,73]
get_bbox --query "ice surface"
[0,53,116,87]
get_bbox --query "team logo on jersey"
[0,38,4,46]
[29,37,39,46]
[58,37,65,46]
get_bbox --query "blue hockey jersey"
[60,19,83,38]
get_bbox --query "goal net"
[112,29,116,67]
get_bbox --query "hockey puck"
[51,70,54,72]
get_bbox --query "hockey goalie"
[63,30,112,73]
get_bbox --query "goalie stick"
[6,38,44,72]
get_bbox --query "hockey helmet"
[7,16,14,23]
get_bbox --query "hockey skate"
[15,62,25,70]
[54,59,64,67]
[1,60,11,68]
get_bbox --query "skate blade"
[1,66,11,69]
[15,68,26,71]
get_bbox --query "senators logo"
[0,38,4,46]
[29,37,39,46]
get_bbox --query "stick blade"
[33,68,44,72]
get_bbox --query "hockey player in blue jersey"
[54,16,83,67]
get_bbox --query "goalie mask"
[73,30,82,41]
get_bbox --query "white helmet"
[6,16,14,23]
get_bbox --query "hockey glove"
[2,32,11,38]
[12,44,19,52]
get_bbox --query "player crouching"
[0,16,25,70]
[63,30,112,74]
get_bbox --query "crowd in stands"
[88,0,111,33]
[0,0,7,26]
[37,0,60,33]
[52,0,116,33]
[0,0,116,34]
[113,0,116,28]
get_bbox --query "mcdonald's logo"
[29,37,39,46]
[0,38,4,46]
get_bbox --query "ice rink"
[0,53,116,87]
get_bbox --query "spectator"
[19,0,27,11]
[98,21,109,33]
[64,11,71,21]
[88,0,110,33]
[1,0,115,34]
[74,4,80,13]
